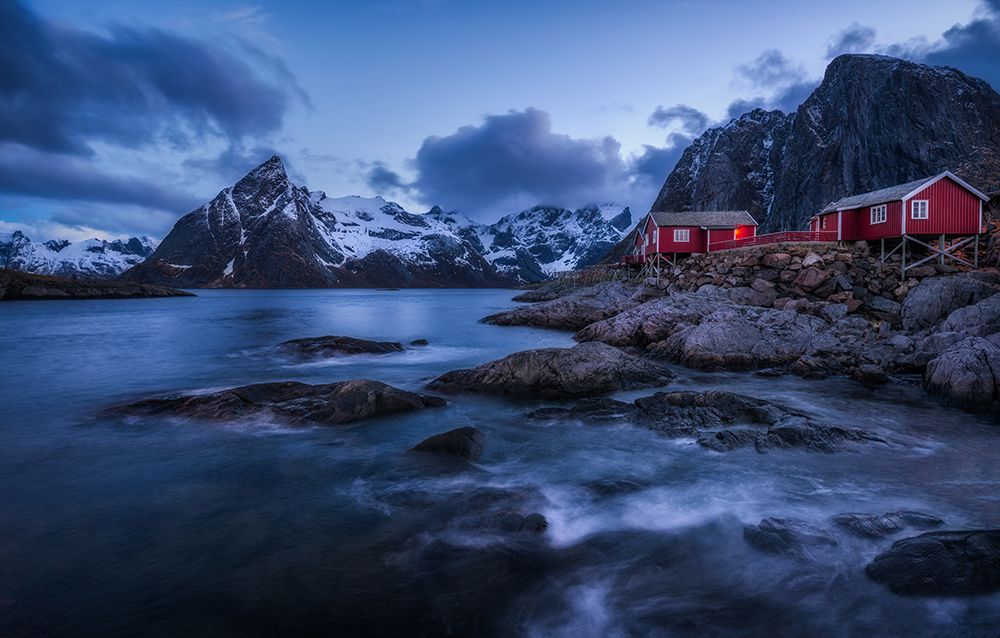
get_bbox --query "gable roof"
[648,210,757,228]
[819,171,989,214]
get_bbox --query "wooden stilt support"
[939,234,946,266]
[975,233,980,268]
[901,236,907,275]
[880,238,884,262]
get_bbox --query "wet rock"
[852,363,888,386]
[483,281,639,330]
[412,426,485,461]
[277,335,403,358]
[489,511,548,533]
[584,478,649,496]
[743,518,838,556]
[924,337,1000,412]
[901,271,1000,331]
[831,511,943,539]
[106,379,446,426]
[410,338,429,346]
[529,390,881,453]
[866,530,1000,595]
[428,342,673,399]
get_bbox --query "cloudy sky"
[2,0,998,241]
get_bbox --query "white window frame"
[912,200,929,220]
[870,204,887,225]
[821,216,828,230]
[673,228,690,242]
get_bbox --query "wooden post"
[975,233,980,268]
[939,234,946,266]
[901,236,907,275]
[880,238,884,262]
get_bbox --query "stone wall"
[647,241,967,326]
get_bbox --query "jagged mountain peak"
[653,53,1000,233]
[122,159,508,288]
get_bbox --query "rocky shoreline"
[96,262,1000,600]
[487,242,1000,418]
[0,269,193,301]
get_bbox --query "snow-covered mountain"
[0,231,157,279]
[122,156,507,288]
[429,204,631,282]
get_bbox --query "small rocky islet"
[101,248,1000,597]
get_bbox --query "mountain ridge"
[654,54,1000,233]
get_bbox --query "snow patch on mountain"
[0,231,157,278]
[430,203,632,282]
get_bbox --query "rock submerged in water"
[528,390,882,453]
[427,342,673,399]
[743,518,838,557]
[831,511,943,539]
[410,338,429,346]
[105,379,445,426]
[277,335,404,358]
[412,426,485,461]
[866,530,1000,595]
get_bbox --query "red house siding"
[904,177,982,236]
[657,226,705,253]
[851,201,902,240]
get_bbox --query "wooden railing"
[708,231,838,251]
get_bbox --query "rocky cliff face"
[122,156,509,288]
[654,55,1000,232]
[430,203,631,282]
[0,231,156,278]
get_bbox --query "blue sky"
[1,0,997,240]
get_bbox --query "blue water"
[2,289,1000,637]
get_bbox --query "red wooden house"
[630,210,758,263]
[808,171,987,242]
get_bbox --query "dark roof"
[819,171,989,214]
[649,210,757,228]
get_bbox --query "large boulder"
[573,291,723,347]
[575,288,888,375]
[483,281,641,330]
[427,342,673,399]
[277,335,404,358]
[649,306,830,371]
[923,337,1000,413]
[939,292,1000,338]
[900,271,1000,331]
[105,380,446,426]
[866,530,1000,595]
[412,426,486,461]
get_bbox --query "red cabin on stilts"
[629,210,758,264]
[808,171,988,271]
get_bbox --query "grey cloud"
[0,0,305,156]
[827,23,878,58]
[411,108,629,214]
[647,105,709,135]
